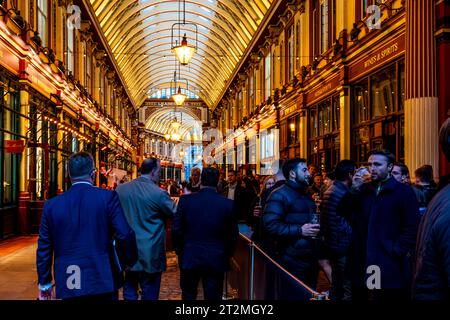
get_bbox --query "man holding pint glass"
[263,158,320,292]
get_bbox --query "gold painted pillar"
[404,0,439,178]
[339,86,351,160]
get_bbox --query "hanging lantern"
[173,34,196,65]
[172,86,187,106]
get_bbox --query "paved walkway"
[0,236,183,300]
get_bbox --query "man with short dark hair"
[412,165,437,211]
[348,149,420,300]
[116,157,176,300]
[263,158,320,290]
[36,152,137,300]
[413,118,450,300]
[391,162,411,185]
[320,160,356,300]
[308,164,318,186]
[173,167,238,300]
[223,170,252,224]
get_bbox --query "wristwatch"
[38,283,53,291]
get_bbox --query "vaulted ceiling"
[89,0,273,109]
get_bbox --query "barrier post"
[249,241,255,300]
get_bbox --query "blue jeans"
[123,271,162,300]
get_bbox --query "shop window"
[310,109,318,139]
[85,47,91,91]
[287,25,295,82]
[67,28,74,73]
[351,60,405,165]
[318,100,331,136]
[237,143,244,165]
[399,61,405,111]
[249,135,257,166]
[264,52,271,99]
[371,65,396,117]
[260,128,278,175]
[249,72,254,113]
[37,0,48,47]
[320,0,329,54]
[308,95,340,171]
[1,89,20,205]
[354,81,369,123]
[288,115,300,145]
[332,96,340,131]
[226,149,234,169]
[279,44,284,86]
[238,90,242,123]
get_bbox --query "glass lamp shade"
[171,132,181,141]
[173,35,196,65]
[172,88,187,106]
[171,119,181,130]
[290,123,296,131]
[179,149,185,157]
[164,133,171,140]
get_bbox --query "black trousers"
[180,269,224,301]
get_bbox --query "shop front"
[349,34,406,166]
[279,96,301,160]
[0,68,21,239]
[304,73,341,173]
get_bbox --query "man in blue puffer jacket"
[263,158,320,292]
[320,160,356,300]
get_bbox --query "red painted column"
[436,0,450,176]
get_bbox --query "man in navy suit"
[36,152,137,300]
[172,167,239,300]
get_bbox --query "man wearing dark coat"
[36,152,137,300]
[413,118,450,300]
[222,170,255,225]
[263,158,320,291]
[348,149,421,301]
[320,160,356,300]
[172,167,239,300]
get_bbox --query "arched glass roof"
[89,0,273,109]
[145,107,203,140]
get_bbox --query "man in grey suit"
[116,157,176,300]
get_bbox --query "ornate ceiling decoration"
[89,0,272,109]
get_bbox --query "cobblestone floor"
[0,236,185,300]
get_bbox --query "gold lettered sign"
[349,33,405,81]
[305,74,340,106]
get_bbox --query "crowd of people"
[36,118,450,301]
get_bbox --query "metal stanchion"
[249,241,255,300]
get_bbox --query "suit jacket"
[172,188,239,272]
[222,182,255,224]
[116,176,175,273]
[36,183,137,299]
